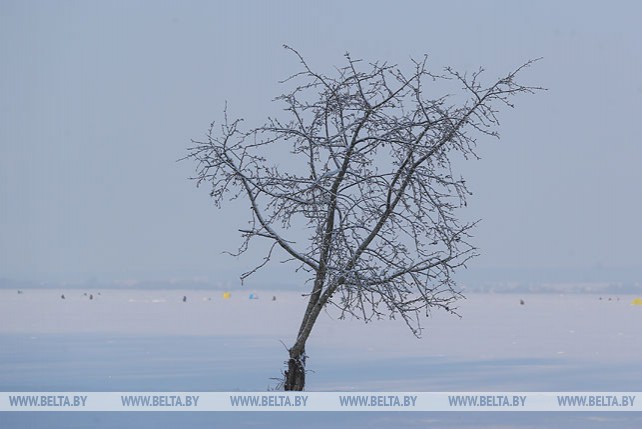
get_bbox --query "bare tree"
[186,46,541,391]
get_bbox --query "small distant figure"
[83,293,88,296]
[61,294,65,300]
[519,299,525,306]
[182,296,187,303]
[272,296,277,301]
[89,294,94,300]
[17,290,23,295]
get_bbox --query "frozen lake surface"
[1,289,641,428]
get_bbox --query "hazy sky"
[2,1,641,285]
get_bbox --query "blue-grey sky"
[1,1,641,285]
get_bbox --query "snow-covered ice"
[1,289,641,428]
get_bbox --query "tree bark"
[284,346,306,391]
[283,283,333,391]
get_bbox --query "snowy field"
[1,288,641,428]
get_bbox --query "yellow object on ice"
[223,292,231,299]
[631,297,642,306]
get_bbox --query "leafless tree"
[185,46,541,391]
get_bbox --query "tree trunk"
[284,347,306,391]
